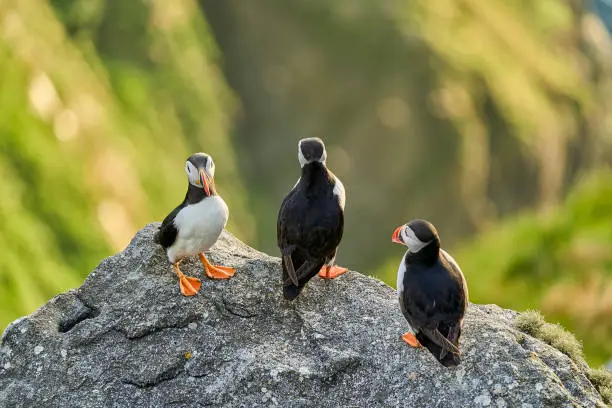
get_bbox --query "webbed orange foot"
[199,253,235,280]
[173,263,201,296]
[179,276,201,296]
[318,265,348,279]
[402,332,422,348]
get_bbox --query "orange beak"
[392,226,404,244]
[200,169,211,196]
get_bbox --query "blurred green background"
[1,0,611,366]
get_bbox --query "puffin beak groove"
[200,169,211,196]
[392,226,404,244]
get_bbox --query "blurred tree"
[200,0,612,364]
[201,0,612,271]
[594,0,612,33]
[455,169,612,366]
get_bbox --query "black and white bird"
[155,153,235,296]
[277,137,347,300]
[392,219,468,367]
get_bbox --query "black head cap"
[298,137,327,167]
[407,219,439,243]
[187,153,214,172]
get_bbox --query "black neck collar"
[405,240,440,265]
[301,161,330,185]
[185,183,214,204]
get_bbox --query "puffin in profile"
[392,219,468,367]
[155,153,235,296]
[277,137,347,300]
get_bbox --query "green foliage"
[202,0,611,272]
[455,170,612,365]
[515,310,612,405]
[0,0,253,330]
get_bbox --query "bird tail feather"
[421,327,460,356]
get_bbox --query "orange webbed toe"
[401,332,422,348]
[318,265,348,279]
[205,264,235,280]
[179,276,201,296]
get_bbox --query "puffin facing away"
[277,137,347,300]
[392,219,468,367]
[155,153,235,296]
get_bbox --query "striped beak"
[200,169,211,196]
[392,226,404,244]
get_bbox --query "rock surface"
[0,224,607,407]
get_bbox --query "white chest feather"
[167,196,229,262]
[332,176,346,210]
[396,252,407,296]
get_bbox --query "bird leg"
[318,265,348,279]
[401,332,422,348]
[173,261,201,296]
[199,253,235,280]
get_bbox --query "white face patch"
[206,157,215,178]
[185,158,215,189]
[401,226,429,253]
[298,142,307,168]
[185,161,201,188]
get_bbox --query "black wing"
[401,266,465,329]
[277,182,344,300]
[402,257,467,366]
[277,187,297,249]
[441,249,469,312]
[155,204,183,249]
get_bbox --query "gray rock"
[0,223,607,407]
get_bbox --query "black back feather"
[400,247,468,366]
[277,162,344,300]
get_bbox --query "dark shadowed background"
[1,0,611,366]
